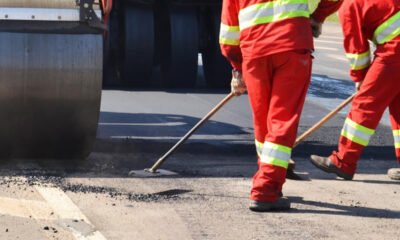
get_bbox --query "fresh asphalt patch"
[0,173,201,203]
[0,118,395,180]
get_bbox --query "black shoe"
[310,155,354,180]
[249,197,291,212]
[388,168,400,180]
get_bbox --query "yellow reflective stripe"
[345,118,375,135]
[219,23,240,46]
[255,140,263,157]
[345,51,371,70]
[393,130,400,148]
[263,157,289,168]
[374,11,400,44]
[264,142,291,154]
[239,0,309,30]
[219,38,240,45]
[341,129,369,146]
[341,118,375,146]
[241,11,309,30]
[220,23,240,32]
[239,0,308,16]
[260,141,292,169]
[255,140,292,157]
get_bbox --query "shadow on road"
[351,179,400,185]
[289,196,400,219]
[0,111,396,180]
[98,111,251,139]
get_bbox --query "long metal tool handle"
[147,92,236,172]
[293,93,356,148]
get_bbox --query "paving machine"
[0,0,105,159]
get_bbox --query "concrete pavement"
[0,22,398,240]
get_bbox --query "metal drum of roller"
[0,0,104,159]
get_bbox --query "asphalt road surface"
[0,23,399,240]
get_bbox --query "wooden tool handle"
[148,92,235,172]
[293,93,356,148]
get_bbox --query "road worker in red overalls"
[311,0,400,181]
[219,0,343,211]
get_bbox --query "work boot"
[388,168,400,180]
[249,197,291,212]
[310,155,354,180]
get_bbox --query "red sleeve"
[311,0,343,23]
[339,1,370,82]
[219,0,242,71]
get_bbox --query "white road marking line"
[313,51,347,61]
[315,39,342,44]
[326,54,348,62]
[0,196,56,220]
[35,186,107,240]
[315,46,339,51]
[321,35,343,40]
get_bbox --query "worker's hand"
[231,70,246,96]
[310,18,322,38]
[355,81,363,91]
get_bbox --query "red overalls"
[220,0,342,202]
[330,0,400,175]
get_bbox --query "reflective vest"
[373,11,400,45]
[219,0,310,47]
[219,0,342,70]
[339,0,400,82]
[344,10,400,74]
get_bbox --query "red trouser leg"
[389,94,400,163]
[330,58,400,174]
[243,50,312,202]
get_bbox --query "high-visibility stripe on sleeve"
[345,51,371,70]
[255,140,263,157]
[238,0,309,30]
[341,118,375,146]
[219,23,240,46]
[260,141,292,169]
[393,130,400,148]
[373,11,400,45]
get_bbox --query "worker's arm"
[310,0,343,37]
[219,0,242,71]
[311,0,343,23]
[339,1,370,83]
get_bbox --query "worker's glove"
[231,70,246,96]
[310,18,322,38]
[355,81,363,91]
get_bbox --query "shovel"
[129,92,235,177]
[129,92,355,179]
